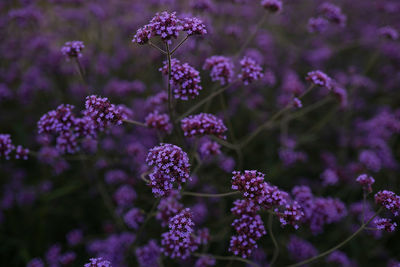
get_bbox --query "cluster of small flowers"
[276,201,304,229]
[145,110,172,133]
[135,240,161,267]
[229,198,266,258]
[195,255,216,267]
[123,208,144,229]
[0,134,29,160]
[374,218,397,233]
[160,58,202,100]
[305,70,333,89]
[308,2,346,33]
[375,190,400,216]
[292,185,347,234]
[161,208,198,259]
[203,55,235,85]
[84,95,126,131]
[198,139,221,159]
[132,11,206,45]
[146,143,190,197]
[287,235,318,262]
[84,257,111,267]
[181,113,227,139]
[113,185,136,207]
[61,41,84,59]
[238,57,263,85]
[156,190,184,226]
[261,0,283,13]
[379,26,399,41]
[26,244,77,267]
[231,170,266,203]
[356,174,375,193]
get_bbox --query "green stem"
[176,79,239,123]
[148,40,167,54]
[171,35,189,54]
[193,253,260,267]
[181,191,240,198]
[286,208,383,267]
[268,213,280,266]
[123,119,147,127]
[165,43,175,123]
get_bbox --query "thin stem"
[75,58,88,93]
[181,191,240,198]
[176,79,239,122]
[286,208,383,267]
[165,43,175,123]
[171,35,189,54]
[210,136,238,150]
[193,253,260,267]
[140,172,150,183]
[148,40,167,54]
[123,119,147,127]
[235,12,268,58]
[268,213,279,266]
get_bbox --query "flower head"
[61,41,84,59]
[160,58,202,100]
[375,190,400,216]
[238,57,263,85]
[135,240,161,267]
[356,174,375,193]
[145,111,172,133]
[84,257,111,267]
[379,26,399,41]
[181,113,227,139]
[261,0,283,13]
[203,56,234,85]
[375,218,397,232]
[182,17,207,36]
[305,70,332,89]
[0,134,14,159]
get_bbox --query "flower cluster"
[0,134,29,160]
[181,113,227,139]
[135,240,161,267]
[198,139,221,158]
[83,95,125,131]
[317,2,346,27]
[61,41,84,59]
[84,257,111,267]
[276,201,304,229]
[145,111,172,133]
[124,208,144,229]
[287,235,318,262]
[305,70,333,89]
[261,0,283,13]
[160,58,202,100]
[203,56,235,85]
[231,170,266,203]
[238,57,263,85]
[379,26,399,41]
[195,256,216,267]
[132,11,206,45]
[146,144,190,197]
[375,190,400,216]
[156,190,184,226]
[356,174,375,193]
[374,218,397,233]
[161,208,198,259]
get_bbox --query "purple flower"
[66,229,83,246]
[84,257,111,267]
[161,208,198,259]
[59,251,76,265]
[359,150,382,172]
[160,58,202,100]
[326,251,351,267]
[181,113,227,139]
[104,169,128,185]
[37,104,75,134]
[308,17,329,33]
[124,208,144,229]
[182,17,207,36]
[356,174,375,193]
[276,201,304,229]
[135,240,161,267]
[261,0,283,13]
[203,55,234,85]
[287,235,318,262]
[229,234,258,259]
[318,2,346,27]
[146,144,190,197]
[113,185,136,207]
[238,57,263,85]
[292,98,302,108]
[320,168,339,186]
[231,170,266,203]
[379,26,399,41]
[61,41,84,59]
[231,199,260,217]
[145,111,172,133]
[14,145,29,160]
[195,256,216,267]
[198,139,221,158]
[84,95,125,131]
[27,258,44,267]
[374,218,397,232]
[0,134,14,159]
[375,190,400,216]
[232,214,266,240]
[305,70,332,89]
[156,190,183,226]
